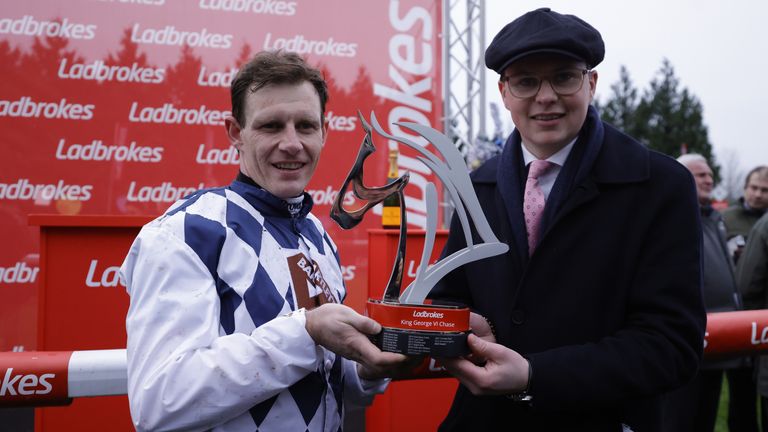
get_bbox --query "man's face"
[685,160,714,204]
[744,173,768,210]
[225,81,326,199]
[498,54,596,159]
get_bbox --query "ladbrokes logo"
[130,23,233,49]
[56,138,163,163]
[413,310,444,319]
[127,181,205,202]
[371,2,437,230]
[85,259,124,288]
[58,58,165,84]
[340,265,355,281]
[0,368,54,396]
[197,66,237,87]
[128,102,229,125]
[0,179,93,201]
[196,144,239,164]
[97,0,165,5]
[199,0,297,15]
[263,33,357,58]
[0,15,96,40]
[0,97,94,120]
[0,262,38,284]
[307,186,354,207]
[326,111,356,132]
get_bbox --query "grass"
[716,378,728,432]
[715,375,762,432]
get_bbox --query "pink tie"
[524,160,553,255]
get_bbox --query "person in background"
[120,51,409,432]
[724,166,768,261]
[663,154,745,432]
[736,206,768,432]
[722,166,768,432]
[429,7,705,432]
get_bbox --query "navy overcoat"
[431,107,706,432]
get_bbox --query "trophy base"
[367,300,470,357]
[369,326,469,357]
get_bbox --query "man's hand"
[440,334,529,396]
[464,312,497,365]
[470,312,496,343]
[305,303,416,379]
[356,354,425,381]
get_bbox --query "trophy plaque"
[331,112,508,357]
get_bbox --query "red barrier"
[3,310,768,408]
[0,351,70,407]
[0,349,126,407]
[705,309,768,358]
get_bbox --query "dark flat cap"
[485,8,605,74]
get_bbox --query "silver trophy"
[331,112,508,356]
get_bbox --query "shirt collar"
[521,138,576,167]
[742,198,767,215]
[232,172,313,218]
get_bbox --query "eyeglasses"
[502,69,591,99]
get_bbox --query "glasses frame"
[502,69,591,99]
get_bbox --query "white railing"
[3,310,768,406]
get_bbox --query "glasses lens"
[505,69,587,98]
[506,76,539,98]
[551,70,585,95]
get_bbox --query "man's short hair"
[230,51,329,127]
[744,166,768,189]
[676,153,708,166]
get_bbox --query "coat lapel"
[541,106,604,237]
[542,110,651,245]
[496,131,529,263]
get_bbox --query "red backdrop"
[0,0,443,352]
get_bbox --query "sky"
[483,0,768,180]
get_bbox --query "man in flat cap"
[430,8,705,431]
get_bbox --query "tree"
[596,58,719,178]
[595,65,638,133]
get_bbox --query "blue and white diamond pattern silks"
[121,180,386,432]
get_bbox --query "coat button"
[511,309,525,324]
